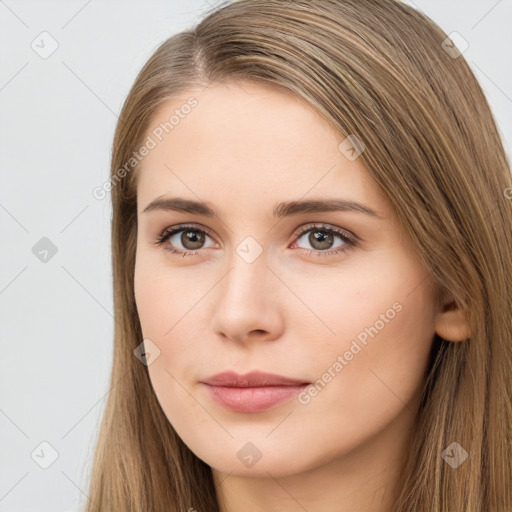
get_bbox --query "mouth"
[200,370,311,413]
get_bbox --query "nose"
[210,250,285,345]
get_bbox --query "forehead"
[135,81,391,218]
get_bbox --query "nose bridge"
[221,238,270,305]
[210,235,284,341]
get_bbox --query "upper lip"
[201,370,310,387]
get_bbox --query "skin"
[133,81,470,512]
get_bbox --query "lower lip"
[202,384,309,413]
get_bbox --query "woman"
[85,1,512,510]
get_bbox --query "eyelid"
[292,222,358,245]
[157,222,217,241]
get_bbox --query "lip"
[200,371,310,413]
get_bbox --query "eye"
[154,222,357,258]
[291,223,357,257]
[154,224,216,256]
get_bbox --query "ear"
[434,291,471,342]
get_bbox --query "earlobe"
[434,298,471,342]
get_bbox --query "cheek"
[294,254,437,398]
[285,271,437,460]
[134,249,183,339]
[134,262,203,433]
[133,256,206,386]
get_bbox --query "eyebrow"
[142,196,383,219]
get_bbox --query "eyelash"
[153,223,357,258]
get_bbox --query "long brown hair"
[84,1,512,510]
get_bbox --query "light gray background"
[0,1,510,511]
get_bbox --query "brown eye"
[307,230,335,250]
[179,230,206,250]
[155,225,216,256]
[293,224,357,257]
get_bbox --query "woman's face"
[134,81,441,479]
